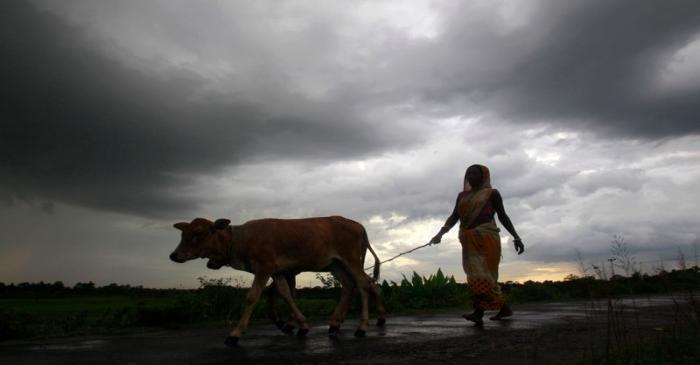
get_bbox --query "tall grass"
[566,293,699,364]
[563,265,700,364]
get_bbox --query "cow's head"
[169,217,231,269]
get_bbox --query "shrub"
[380,269,469,311]
[195,277,245,320]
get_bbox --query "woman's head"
[464,164,491,190]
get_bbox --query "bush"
[380,269,469,311]
[195,277,245,320]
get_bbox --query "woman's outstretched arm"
[492,190,524,254]
[430,194,461,244]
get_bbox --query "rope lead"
[364,241,435,271]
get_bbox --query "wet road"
[0,296,685,364]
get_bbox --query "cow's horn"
[174,222,189,231]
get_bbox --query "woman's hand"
[513,238,524,254]
[430,234,442,245]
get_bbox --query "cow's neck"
[224,225,251,272]
[224,226,234,261]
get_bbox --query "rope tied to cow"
[364,241,435,272]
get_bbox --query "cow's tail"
[361,226,381,282]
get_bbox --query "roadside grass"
[561,293,699,365]
[0,291,338,341]
[0,296,170,318]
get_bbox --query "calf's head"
[169,217,231,269]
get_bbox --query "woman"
[430,164,524,325]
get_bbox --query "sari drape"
[458,165,505,310]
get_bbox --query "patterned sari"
[458,165,505,310]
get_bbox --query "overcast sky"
[2,0,700,288]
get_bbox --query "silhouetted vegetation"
[1,267,698,342]
[380,269,469,311]
[502,267,700,304]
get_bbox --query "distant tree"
[197,276,232,288]
[315,273,341,288]
[74,281,96,291]
[610,234,637,276]
[592,263,608,280]
[575,249,592,277]
[654,262,667,275]
[677,248,687,270]
[564,274,580,281]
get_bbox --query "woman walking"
[430,164,524,325]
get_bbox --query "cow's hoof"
[328,325,340,336]
[296,328,309,338]
[354,329,366,338]
[376,318,386,327]
[224,336,239,347]
[281,324,295,334]
[275,320,285,330]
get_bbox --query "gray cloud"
[0,1,413,218]
[570,168,647,196]
[6,0,700,220]
[500,0,700,137]
[2,1,700,287]
[405,1,700,138]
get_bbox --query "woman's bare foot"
[489,304,513,321]
[462,308,484,326]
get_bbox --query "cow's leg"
[369,279,387,326]
[225,273,270,347]
[272,274,309,337]
[341,262,371,337]
[328,266,355,335]
[282,274,297,333]
[335,273,386,329]
[265,284,285,330]
[328,274,386,333]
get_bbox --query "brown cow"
[169,216,383,346]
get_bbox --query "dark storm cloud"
[0,2,402,218]
[429,0,700,138]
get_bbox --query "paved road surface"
[0,296,688,364]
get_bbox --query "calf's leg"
[341,262,371,337]
[369,280,387,326]
[272,274,309,337]
[225,273,270,346]
[265,284,285,330]
[280,274,297,333]
[335,273,387,328]
[328,266,355,335]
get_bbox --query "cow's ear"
[174,222,189,231]
[213,219,231,230]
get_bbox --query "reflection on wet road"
[0,296,680,364]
